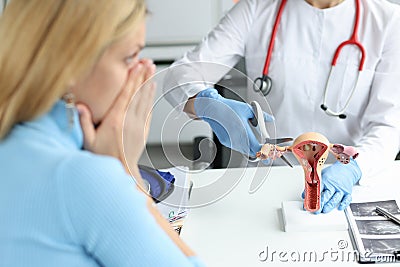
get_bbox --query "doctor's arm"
[165,0,272,157]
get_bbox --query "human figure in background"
[164,0,400,213]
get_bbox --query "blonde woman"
[0,1,204,266]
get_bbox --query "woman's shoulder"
[60,150,125,172]
[55,150,136,192]
[54,150,147,220]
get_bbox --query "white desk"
[181,162,400,267]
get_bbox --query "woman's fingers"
[133,63,156,114]
[139,58,154,69]
[76,103,96,149]
[138,81,156,140]
[116,60,154,117]
[113,63,146,117]
[76,58,156,168]
[122,60,156,159]
[127,80,155,135]
[144,82,156,138]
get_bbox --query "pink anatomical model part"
[256,132,358,212]
[292,133,330,212]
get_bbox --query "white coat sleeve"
[356,9,400,183]
[163,0,257,111]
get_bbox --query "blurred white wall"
[142,0,236,145]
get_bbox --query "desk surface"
[180,162,400,267]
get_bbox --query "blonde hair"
[0,0,146,139]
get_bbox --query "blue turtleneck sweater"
[0,101,203,267]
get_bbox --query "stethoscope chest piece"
[320,104,347,119]
[253,75,272,96]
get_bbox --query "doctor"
[164,0,400,213]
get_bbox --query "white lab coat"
[164,0,400,181]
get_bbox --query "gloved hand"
[194,88,274,157]
[317,158,362,213]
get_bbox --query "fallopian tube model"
[256,132,359,212]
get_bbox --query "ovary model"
[256,132,358,212]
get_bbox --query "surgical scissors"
[248,101,293,167]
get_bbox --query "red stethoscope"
[253,0,366,119]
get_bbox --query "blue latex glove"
[317,158,362,213]
[194,88,274,157]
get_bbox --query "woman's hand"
[77,60,198,258]
[122,59,157,175]
[76,59,156,176]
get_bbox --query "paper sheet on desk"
[282,201,348,232]
[156,167,192,228]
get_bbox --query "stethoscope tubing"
[322,67,361,117]
[330,0,365,71]
[254,0,365,119]
[322,0,364,118]
[253,0,287,97]
[262,0,288,76]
